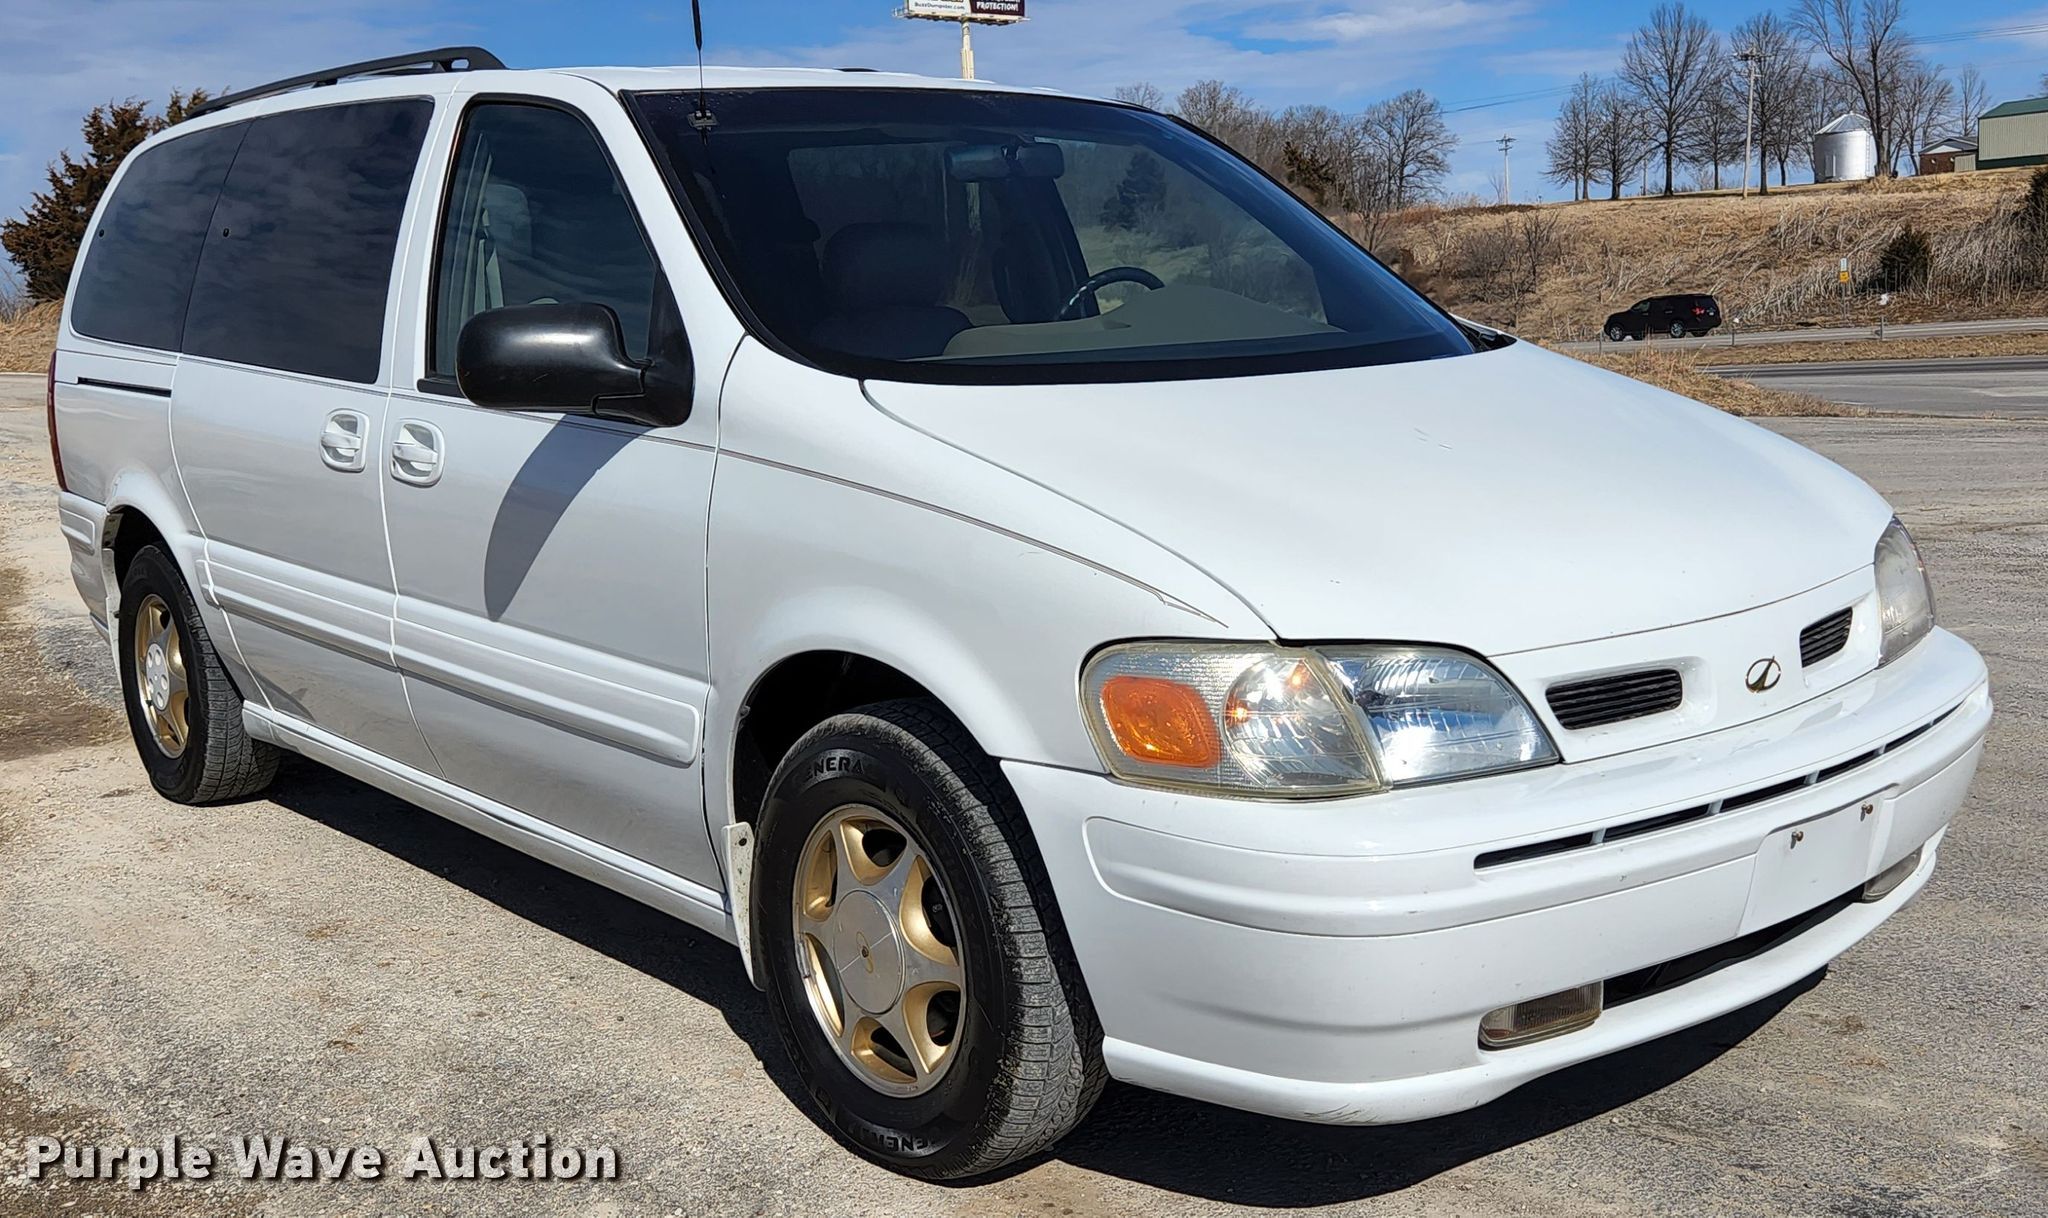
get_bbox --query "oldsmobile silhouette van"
[48,48,1990,1179]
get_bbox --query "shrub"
[2021,166,2048,242]
[1876,224,1933,292]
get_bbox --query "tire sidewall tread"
[752,698,1103,1180]
[116,545,278,804]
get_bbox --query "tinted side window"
[430,104,658,376]
[184,100,432,383]
[71,123,247,351]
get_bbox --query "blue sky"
[4,0,2048,263]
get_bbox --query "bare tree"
[1732,11,1810,193]
[1683,61,1744,189]
[1888,60,1954,174]
[1546,74,1602,200]
[1793,0,1912,175]
[1364,89,1456,207]
[1593,79,1651,199]
[1621,3,1720,195]
[1113,82,1166,111]
[1953,66,1989,140]
[1174,80,1267,155]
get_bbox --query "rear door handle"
[390,419,445,487]
[319,410,369,473]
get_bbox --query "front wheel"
[116,545,278,803]
[1606,324,1627,342]
[754,699,1104,1179]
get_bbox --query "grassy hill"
[1378,168,2048,341]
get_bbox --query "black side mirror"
[455,303,691,428]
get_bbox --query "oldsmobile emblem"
[1745,657,1783,693]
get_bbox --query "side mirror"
[455,303,690,428]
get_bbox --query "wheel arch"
[97,475,204,625]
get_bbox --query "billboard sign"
[902,0,1024,21]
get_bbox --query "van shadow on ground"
[265,757,1820,1208]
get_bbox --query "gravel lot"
[1,375,2043,1216]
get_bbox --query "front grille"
[1606,889,1859,1006]
[1474,703,1958,870]
[1545,668,1683,730]
[1800,608,1854,667]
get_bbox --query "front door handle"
[390,419,445,487]
[319,410,369,473]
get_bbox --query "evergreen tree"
[1100,152,1168,231]
[2,91,211,301]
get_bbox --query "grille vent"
[1800,608,1853,667]
[1545,668,1683,730]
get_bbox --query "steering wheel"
[1056,266,1166,322]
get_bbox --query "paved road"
[1714,355,2048,418]
[1,394,2044,1217]
[1555,314,2048,352]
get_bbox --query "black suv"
[1603,294,1721,340]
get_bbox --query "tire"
[1605,325,1627,342]
[1669,322,1688,338]
[116,545,279,804]
[753,698,1104,1179]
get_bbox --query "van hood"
[865,342,1891,656]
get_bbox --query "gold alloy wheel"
[792,805,966,1096]
[131,593,191,759]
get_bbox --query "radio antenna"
[689,0,717,131]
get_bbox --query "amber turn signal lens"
[1098,675,1221,769]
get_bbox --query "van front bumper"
[1007,628,1990,1125]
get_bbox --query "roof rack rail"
[186,47,505,120]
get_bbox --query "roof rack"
[186,47,505,119]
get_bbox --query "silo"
[1812,113,1878,182]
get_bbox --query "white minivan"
[49,48,1990,1179]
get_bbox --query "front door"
[171,97,440,772]
[380,96,721,886]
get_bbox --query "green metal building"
[1977,97,2048,170]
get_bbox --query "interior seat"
[810,222,970,360]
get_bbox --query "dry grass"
[1573,347,1868,417]
[1681,331,2048,366]
[0,301,59,373]
[1386,167,2048,341]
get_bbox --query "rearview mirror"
[456,304,689,428]
[946,142,1065,182]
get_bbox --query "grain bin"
[1813,113,1878,182]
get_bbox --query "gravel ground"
[0,380,2043,1216]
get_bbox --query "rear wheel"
[1669,321,1688,338]
[754,699,1104,1179]
[117,545,278,803]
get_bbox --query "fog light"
[1860,846,1922,903]
[1479,981,1603,1049]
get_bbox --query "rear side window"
[184,99,432,383]
[71,123,246,352]
[429,103,659,377]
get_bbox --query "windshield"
[630,88,1477,383]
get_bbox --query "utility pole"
[1496,134,1516,204]
[959,18,975,80]
[1737,47,1760,198]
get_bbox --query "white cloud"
[1249,1,1534,45]
[730,0,1539,109]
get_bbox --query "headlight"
[1874,518,1934,665]
[1081,642,1557,797]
